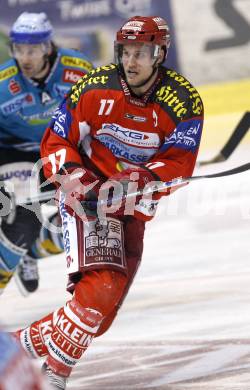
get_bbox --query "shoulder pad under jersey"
[67,63,119,107]
[155,66,203,123]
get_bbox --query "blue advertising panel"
[0,0,178,70]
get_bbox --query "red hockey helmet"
[116,16,170,50]
[115,16,171,87]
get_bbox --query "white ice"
[1,147,250,389]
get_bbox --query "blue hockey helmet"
[9,12,53,44]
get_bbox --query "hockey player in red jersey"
[13,16,204,388]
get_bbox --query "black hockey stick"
[18,161,250,206]
[108,161,250,202]
[199,111,250,166]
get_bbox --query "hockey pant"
[17,217,145,377]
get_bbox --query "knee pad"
[74,269,127,317]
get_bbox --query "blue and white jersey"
[0,47,92,152]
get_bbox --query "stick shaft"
[17,162,250,205]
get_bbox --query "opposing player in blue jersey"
[0,12,93,296]
[0,330,49,389]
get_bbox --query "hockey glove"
[98,166,160,220]
[56,166,104,220]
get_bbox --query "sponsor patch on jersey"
[156,85,188,119]
[97,123,159,148]
[161,119,202,153]
[69,74,110,106]
[83,218,126,271]
[8,78,21,95]
[61,56,92,72]
[96,123,160,164]
[18,103,58,125]
[0,66,18,82]
[59,194,71,256]
[99,138,151,163]
[166,70,203,116]
[124,113,147,122]
[51,101,72,138]
[0,93,35,116]
[63,68,84,84]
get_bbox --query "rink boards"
[198,78,250,153]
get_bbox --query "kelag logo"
[97,123,159,148]
[52,101,72,138]
[162,119,202,153]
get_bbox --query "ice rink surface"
[1,147,250,389]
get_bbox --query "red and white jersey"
[41,64,204,217]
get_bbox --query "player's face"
[12,43,49,78]
[121,43,157,90]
